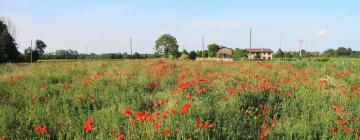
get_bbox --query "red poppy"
[188,138,192,140]
[88,96,95,100]
[161,112,168,119]
[338,118,346,125]
[343,127,350,133]
[195,119,202,127]
[34,125,49,133]
[117,135,125,140]
[83,118,94,133]
[332,105,344,113]
[165,129,171,136]
[259,130,268,140]
[330,127,337,133]
[180,104,191,115]
[130,119,137,125]
[175,128,180,132]
[136,111,150,122]
[123,108,133,117]
[64,85,71,91]
[0,136,6,140]
[203,123,209,129]
[172,109,176,114]
[153,123,161,129]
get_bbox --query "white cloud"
[315,29,329,36]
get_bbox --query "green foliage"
[189,51,197,60]
[0,19,20,63]
[207,44,220,58]
[232,48,245,58]
[154,34,180,58]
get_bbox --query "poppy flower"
[330,127,337,133]
[161,112,168,119]
[117,135,125,140]
[130,119,137,125]
[34,125,49,133]
[0,136,6,140]
[83,118,94,133]
[175,128,180,132]
[88,95,95,100]
[153,123,161,129]
[165,129,171,136]
[343,127,350,133]
[195,119,202,127]
[338,118,346,125]
[123,108,133,117]
[172,109,176,114]
[259,130,268,140]
[180,104,191,115]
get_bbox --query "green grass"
[0,59,359,139]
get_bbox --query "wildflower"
[165,129,171,136]
[172,109,176,114]
[176,128,180,132]
[161,112,168,120]
[153,123,161,129]
[147,82,159,89]
[180,104,191,115]
[64,85,71,91]
[83,118,94,133]
[343,127,350,133]
[0,136,6,140]
[259,130,268,139]
[117,135,125,140]
[203,123,209,129]
[88,95,95,100]
[338,118,346,125]
[123,108,133,117]
[330,127,338,133]
[196,86,205,94]
[34,125,49,133]
[195,119,202,127]
[332,105,344,113]
[130,119,137,125]
[136,111,150,122]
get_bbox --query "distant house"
[217,47,233,58]
[245,48,273,60]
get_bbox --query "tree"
[182,49,188,55]
[207,43,220,58]
[133,52,141,59]
[0,19,20,63]
[25,39,47,61]
[154,34,179,58]
[336,47,348,56]
[232,48,245,58]
[273,48,284,58]
[324,49,336,57]
[189,51,197,60]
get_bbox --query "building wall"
[247,52,272,60]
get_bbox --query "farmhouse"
[216,47,233,58]
[245,48,273,60]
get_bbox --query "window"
[268,52,271,55]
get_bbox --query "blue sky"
[1,0,359,53]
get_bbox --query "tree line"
[1,18,359,63]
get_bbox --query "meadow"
[0,59,359,140]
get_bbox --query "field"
[0,59,359,139]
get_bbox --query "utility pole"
[66,49,68,60]
[299,39,303,58]
[249,28,252,60]
[130,37,133,59]
[202,36,205,58]
[85,44,88,60]
[280,36,282,50]
[30,40,33,63]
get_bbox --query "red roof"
[245,48,273,53]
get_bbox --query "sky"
[1,0,359,54]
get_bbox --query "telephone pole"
[202,36,205,58]
[299,39,303,58]
[30,40,33,63]
[130,37,133,59]
[85,44,88,60]
[249,28,252,60]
